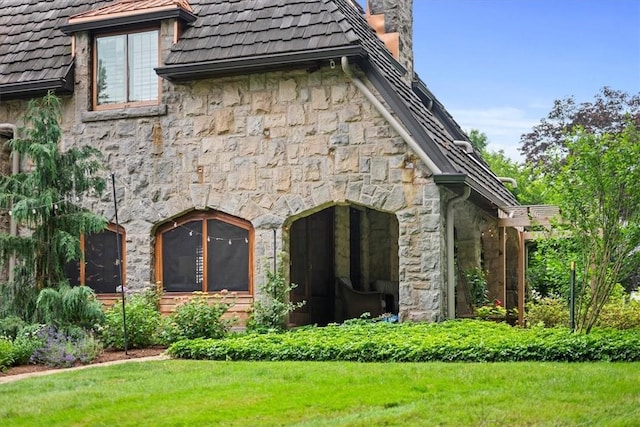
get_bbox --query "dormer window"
[94,29,159,109]
[60,0,197,111]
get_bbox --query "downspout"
[497,177,517,188]
[340,56,442,175]
[453,140,474,154]
[0,124,19,282]
[446,186,470,319]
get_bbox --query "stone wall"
[0,21,441,322]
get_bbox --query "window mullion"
[202,219,208,292]
[124,34,130,103]
[79,234,86,285]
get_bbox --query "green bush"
[526,296,569,327]
[0,338,15,370]
[0,315,27,340]
[159,292,236,344]
[597,299,640,329]
[35,285,105,331]
[10,324,45,365]
[101,290,161,350]
[168,320,640,363]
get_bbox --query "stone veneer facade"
[0,17,499,323]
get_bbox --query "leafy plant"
[475,300,507,320]
[465,267,489,309]
[0,338,15,371]
[101,290,161,350]
[596,286,640,329]
[159,291,236,344]
[0,315,27,340]
[526,295,569,328]
[246,255,305,332]
[169,320,640,363]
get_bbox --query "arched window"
[64,224,126,294]
[155,211,253,293]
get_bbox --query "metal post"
[570,261,575,332]
[111,173,128,354]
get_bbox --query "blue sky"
[360,0,640,161]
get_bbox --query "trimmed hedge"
[167,320,640,362]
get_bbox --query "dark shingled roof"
[0,0,111,98]
[0,0,518,208]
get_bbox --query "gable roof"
[0,0,518,209]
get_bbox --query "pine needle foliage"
[35,284,105,331]
[0,92,107,318]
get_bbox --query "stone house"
[0,0,528,326]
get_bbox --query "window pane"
[128,30,158,102]
[207,220,249,291]
[96,35,126,105]
[85,230,122,294]
[63,260,81,287]
[163,222,203,292]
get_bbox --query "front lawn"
[1,360,639,426]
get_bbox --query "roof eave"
[156,46,367,81]
[435,173,518,213]
[0,65,74,100]
[60,9,197,34]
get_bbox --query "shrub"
[159,291,236,344]
[168,320,640,363]
[30,325,102,368]
[35,284,105,331]
[597,299,640,329]
[526,296,569,327]
[0,338,15,371]
[101,290,161,350]
[246,257,305,333]
[0,315,27,340]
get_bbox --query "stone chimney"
[366,0,413,81]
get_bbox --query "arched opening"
[288,204,399,326]
[155,210,253,294]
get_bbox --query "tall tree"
[0,92,107,319]
[520,87,640,166]
[548,123,640,333]
[467,129,488,152]
[482,149,549,206]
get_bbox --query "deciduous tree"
[548,123,640,333]
[520,87,640,166]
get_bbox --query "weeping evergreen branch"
[0,92,108,319]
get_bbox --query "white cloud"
[449,107,541,162]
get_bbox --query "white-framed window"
[94,29,159,109]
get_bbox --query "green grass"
[1,360,639,426]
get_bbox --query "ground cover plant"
[168,319,640,362]
[1,360,639,426]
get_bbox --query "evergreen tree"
[0,92,107,319]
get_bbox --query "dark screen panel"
[207,219,249,291]
[85,230,121,293]
[163,221,202,292]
